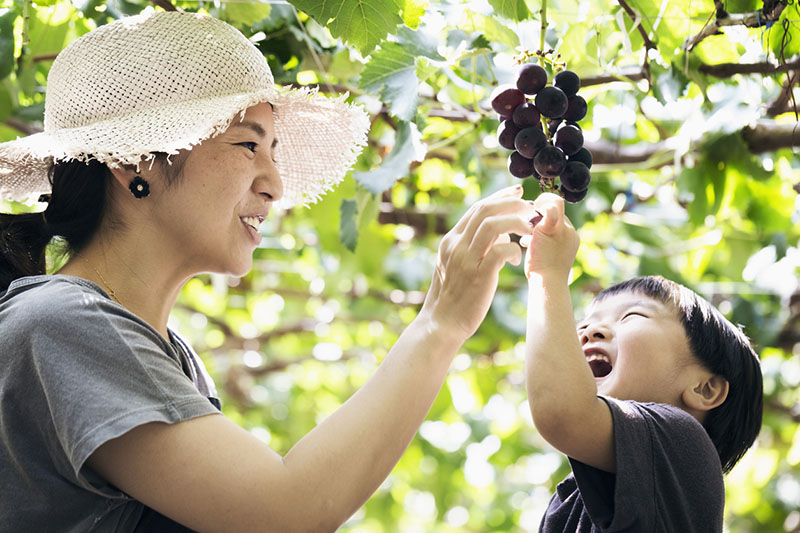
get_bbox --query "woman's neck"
[57,235,188,339]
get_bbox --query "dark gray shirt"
[539,397,724,532]
[0,275,221,532]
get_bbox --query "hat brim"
[0,86,369,209]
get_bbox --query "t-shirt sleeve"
[28,285,220,496]
[568,396,723,532]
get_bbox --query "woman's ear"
[683,374,729,412]
[106,164,140,192]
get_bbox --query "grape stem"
[539,0,547,54]
[539,176,560,196]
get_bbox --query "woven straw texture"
[0,11,369,209]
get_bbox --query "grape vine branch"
[686,1,787,51]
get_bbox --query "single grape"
[535,86,568,119]
[508,151,535,178]
[512,102,541,128]
[568,147,593,169]
[561,185,588,203]
[554,124,584,156]
[554,70,580,97]
[563,95,587,122]
[491,85,526,116]
[533,145,567,178]
[547,119,563,136]
[560,161,591,192]
[516,63,547,95]
[514,127,548,159]
[497,119,522,150]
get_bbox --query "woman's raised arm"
[87,185,536,532]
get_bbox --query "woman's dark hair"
[596,275,764,475]
[0,159,109,291]
[0,153,186,292]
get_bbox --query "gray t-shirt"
[0,275,222,532]
[539,397,724,532]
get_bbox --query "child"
[523,194,763,532]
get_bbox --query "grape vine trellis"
[1,0,800,531]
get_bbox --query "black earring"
[129,176,150,199]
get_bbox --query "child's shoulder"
[603,396,718,457]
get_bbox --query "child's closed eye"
[622,311,647,320]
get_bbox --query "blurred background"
[1,0,798,530]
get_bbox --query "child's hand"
[522,193,580,281]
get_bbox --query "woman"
[0,11,533,532]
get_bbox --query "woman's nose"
[254,158,283,204]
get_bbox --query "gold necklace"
[75,253,123,306]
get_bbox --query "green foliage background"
[1,0,799,530]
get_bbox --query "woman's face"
[145,102,282,277]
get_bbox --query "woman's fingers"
[469,213,534,260]
[463,197,531,245]
[483,241,523,269]
[452,185,523,234]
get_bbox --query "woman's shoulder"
[0,274,125,333]
[2,274,109,311]
[1,274,174,364]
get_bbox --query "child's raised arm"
[523,193,615,472]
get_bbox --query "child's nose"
[580,323,612,344]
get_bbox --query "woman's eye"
[238,142,257,153]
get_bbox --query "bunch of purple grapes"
[491,63,592,203]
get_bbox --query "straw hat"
[0,10,370,209]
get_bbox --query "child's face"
[577,291,703,406]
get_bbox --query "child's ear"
[683,374,729,412]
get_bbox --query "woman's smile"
[240,215,263,245]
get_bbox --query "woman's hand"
[420,184,536,343]
[522,192,580,283]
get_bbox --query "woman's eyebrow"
[231,120,267,138]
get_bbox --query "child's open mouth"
[585,350,612,378]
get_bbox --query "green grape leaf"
[770,6,800,59]
[725,0,759,12]
[359,41,421,120]
[0,84,12,122]
[487,0,531,21]
[459,9,519,48]
[650,63,690,104]
[402,0,426,28]
[353,121,426,194]
[288,0,404,55]
[340,198,359,251]
[218,1,272,26]
[0,9,16,81]
[396,25,444,61]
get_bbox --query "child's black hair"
[596,275,763,474]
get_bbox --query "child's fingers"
[535,203,561,234]
[530,193,565,235]
[533,193,564,220]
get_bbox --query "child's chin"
[594,375,613,392]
